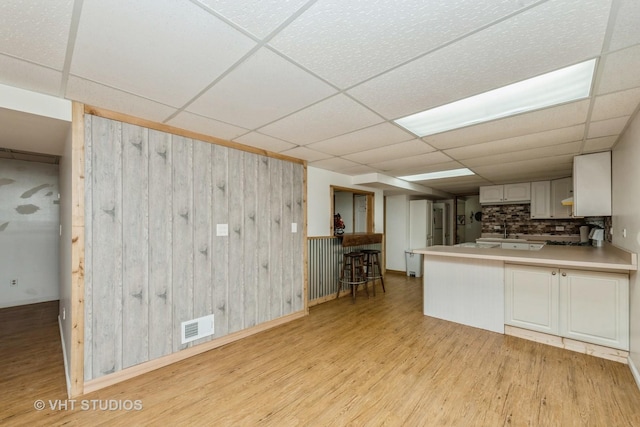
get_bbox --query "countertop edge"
[413,243,637,272]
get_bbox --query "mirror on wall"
[331,186,374,235]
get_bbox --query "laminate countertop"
[413,243,637,272]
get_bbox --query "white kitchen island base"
[424,257,504,334]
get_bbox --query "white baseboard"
[58,315,71,399]
[628,355,640,391]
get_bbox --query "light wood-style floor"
[3,274,640,426]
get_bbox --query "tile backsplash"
[481,204,612,242]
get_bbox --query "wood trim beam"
[70,101,85,398]
[83,105,304,165]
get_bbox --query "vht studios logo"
[34,399,143,411]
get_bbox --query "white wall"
[307,166,383,236]
[385,195,410,271]
[611,112,640,384]
[334,191,354,233]
[0,158,60,307]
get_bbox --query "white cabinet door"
[505,265,559,334]
[559,269,629,350]
[479,185,504,204]
[530,181,551,218]
[550,177,573,218]
[573,151,611,216]
[504,182,531,202]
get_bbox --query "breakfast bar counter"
[413,243,637,272]
[412,243,637,350]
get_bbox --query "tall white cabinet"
[505,263,629,350]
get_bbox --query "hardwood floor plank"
[2,274,640,425]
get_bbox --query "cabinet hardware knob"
[552,271,557,275]
[562,272,567,277]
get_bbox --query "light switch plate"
[291,223,297,233]
[555,226,565,231]
[216,224,229,236]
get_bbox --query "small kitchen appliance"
[588,227,604,247]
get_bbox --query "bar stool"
[337,252,369,302]
[362,249,385,295]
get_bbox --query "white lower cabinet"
[559,269,629,350]
[505,264,629,350]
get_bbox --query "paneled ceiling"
[1,0,639,195]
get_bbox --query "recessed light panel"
[399,168,475,181]
[395,59,596,137]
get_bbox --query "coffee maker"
[588,227,604,247]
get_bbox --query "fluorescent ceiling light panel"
[399,168,474,181]
[395,59,596,137]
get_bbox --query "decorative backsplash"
[481,204,612,242]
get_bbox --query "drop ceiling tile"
[0,55,62,97]
[0,0,73,69]
[233,132,296,153]
[348,0,610,119]
[591,88,640,121]
[608,0,640,51]
[167,111,250,141]
[597,45,640,95]
[342,139,435,164]
[306,123,415,156]
[279,146,332,162]
[195,0,309,38]
[66,77,177,124]
[425,100,590,150]
[370,151,453,173]
[270,0,539,88]
[187,48,336,129]
[463,141,582,168]
[308,157,360,172]
[583,136,618,152]
[444,125,585,161]
[473,155,574,179]
[258,94,383,145]
[71,0,256,107]
[587,116,629,139]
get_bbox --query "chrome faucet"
[503,220,507,239]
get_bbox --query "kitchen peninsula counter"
[413,243,637,272]
[413,243,637,338]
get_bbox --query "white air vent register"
[181,314,215,344]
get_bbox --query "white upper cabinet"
[480,182,531,204]
[531,178,573,219]
[530,181,551,218]
[573,151,611,217]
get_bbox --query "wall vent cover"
[181,314,214,344]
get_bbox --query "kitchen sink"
[476,237,528,243]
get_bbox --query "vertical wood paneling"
[91,116,123,377]
[256,157,271,323]
[292,164,304,311]
[121,123,149,368]
[84,113,307,381]
[281,161,294,315]
[148,129,173,359]
[227,149,244,333]
[193,141,213,345]
[243,152,258,328]
[172,136,194,352]
[269,159,283,319]
[212,145,229,338]
[83,115,93,381]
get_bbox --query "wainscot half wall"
[80,107,306,392]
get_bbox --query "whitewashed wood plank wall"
[84,115,305,380]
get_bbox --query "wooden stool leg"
[375,253,385,292]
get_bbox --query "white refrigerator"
[409,199,433,249]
